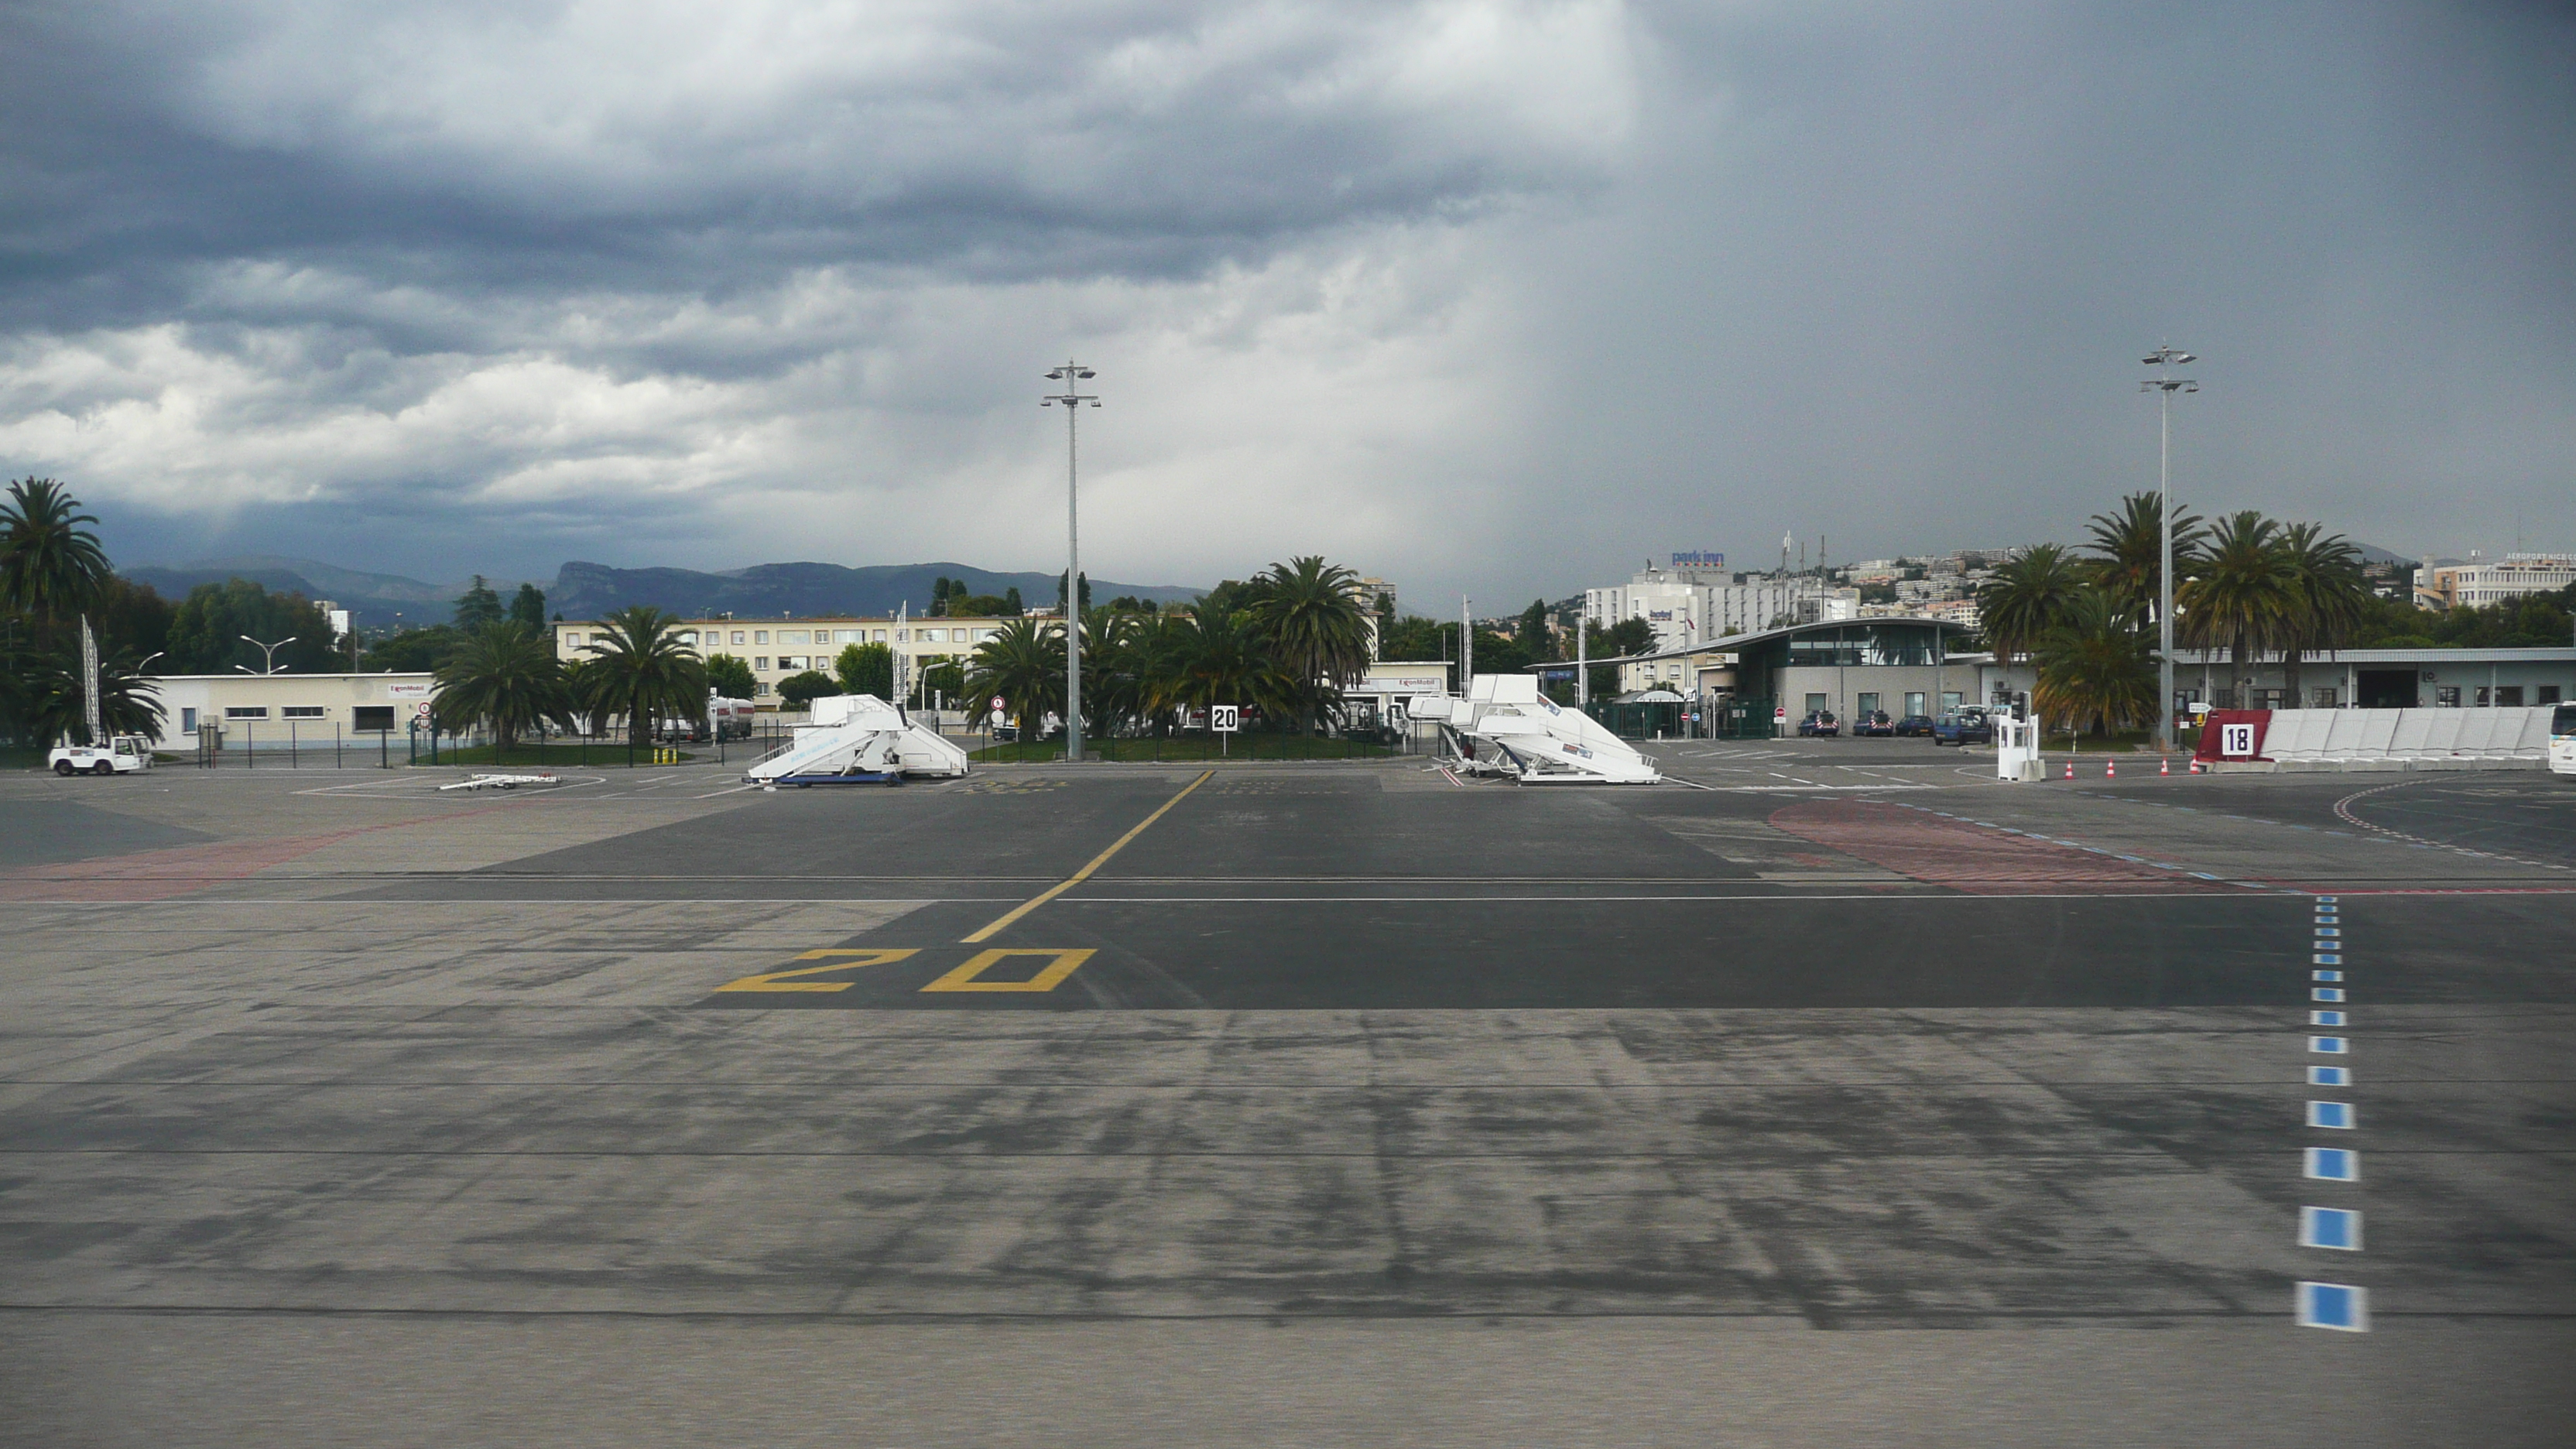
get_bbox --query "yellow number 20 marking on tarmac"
[715,948,920,992]
[920,948,1095,993]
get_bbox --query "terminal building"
[1588,617,1983,727]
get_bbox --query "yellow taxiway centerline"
[960,770,1215,943]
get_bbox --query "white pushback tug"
[49,735,154,776]
[743,694,971,788]
[1406,675,1662,785]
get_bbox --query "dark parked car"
[1893,714,1937,737]
[1797,710,1840,738]
[1855,711,1896,737]
[1932,708,1995,745]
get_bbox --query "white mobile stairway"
[1406,675,1662,785]
[742,694,972,786]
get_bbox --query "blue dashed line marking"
[2309,1066,2349,1086]
[2314,987,2345,1002]
[2300,1207,2362,1251]
[2315,927,2342,938]
[2308,1101,2355,1129]
[2297,1282,2369,1331]
[2314,970,2342,981]
[2306,1147,2359,1181]
[2311,1010,2347,1026]
[2314,953,2342,965]
[2314,896,2338,903]
[2311,1036,2348,1054]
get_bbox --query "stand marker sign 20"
[1210,705,1240,733]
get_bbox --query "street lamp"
[1041,359,1100,763]
[2141,346,2197,753]
[240,634,297,675]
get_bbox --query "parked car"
[1855,711,1896,737]
[1893,714,1937,737]
[50,735,155,776]
[1931,708,1994,745]
[1797,710,1840,738]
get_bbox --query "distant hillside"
[546,560,1202,621]
[123,556,1203,628]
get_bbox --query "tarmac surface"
[2,739,2571,1446]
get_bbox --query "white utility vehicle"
[50,735,156,776]
[2552,703,2576,778]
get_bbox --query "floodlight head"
[1077,368,1095,379]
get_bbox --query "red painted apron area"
[1766,798,2230,894]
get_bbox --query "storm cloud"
[2,2,2569,601]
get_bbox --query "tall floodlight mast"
[2140,346,2197,754]
[1042,361,1100,762]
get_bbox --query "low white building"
[143,673,437,750]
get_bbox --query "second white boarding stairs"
[742,694,971,785]
[1408,676,1662,785]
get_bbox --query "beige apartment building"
[551,615,1019,703]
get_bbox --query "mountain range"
[121,557,1207,629]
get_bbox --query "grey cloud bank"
[1,2,2568,604]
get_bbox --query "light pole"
[2141,346,2197,753]
[239,635,297,675]
[1042,361,1099,762]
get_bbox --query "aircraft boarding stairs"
[1408,676,1662,785]
[742,694,972,786]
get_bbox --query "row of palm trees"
[1979,495,2375,735]
[430,608,707,750]
[964,556,1375,742]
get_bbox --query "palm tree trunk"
[2283,649,2303,710]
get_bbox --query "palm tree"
[1178,605,1294,724]
[963,617,1066,740]
[1245,556,1372,733]
[2083,491,2205,625]
[433,622,573,752]
[581,605,707,748]
[2032,589,2159,741]
[1975,543,2086,663]
[2276,522,2371,708]
[2177,511,2298,709]
[0,478,114,638]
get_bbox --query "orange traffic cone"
[2106,758,2116,779]
[2064,759,2074,779]
[2160,756,2170,776]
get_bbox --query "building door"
[2355,670,2417,708]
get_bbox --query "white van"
[2551,703,2576,777]
[50,735,155,776]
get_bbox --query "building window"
[2213,689,2236,709]
[1905,692,1926,718]
[753,681,769,697]
[755,657,769,670]
[779,631,807,644]
[353,706,395,731]
[2540,686,2562,704]
[283,706,327,719]
[2496,686,2523,707]
[181,707,198,732]
[224,706,268,720]
[1805,693,1828,714]
[2475,686,2491,707]
[732,632,746,646]
[1857,692,1880,716]
[754,631,769,644]
[2310,688,2338,709]
[679,632,697,645]
[2437,687,2461,707]
[874,630,887,642]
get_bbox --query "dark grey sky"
[2,2,2569,604]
